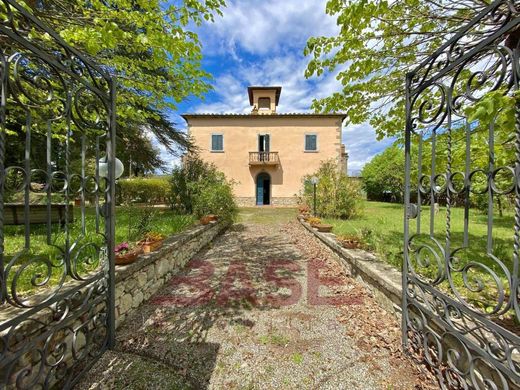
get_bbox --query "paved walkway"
[78,209,434,389]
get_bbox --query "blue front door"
[256,178,264,205]
[256,173,270,205]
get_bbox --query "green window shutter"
[212,134,223,151]
[305,134,317,151]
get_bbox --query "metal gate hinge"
[407,204,418,219]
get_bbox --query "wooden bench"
[4,204,74,226]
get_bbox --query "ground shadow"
[115,223,305,389]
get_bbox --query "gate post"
[107,77,117,348]
[402,72,413,351]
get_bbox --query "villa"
[182,86,348,206]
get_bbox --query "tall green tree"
[21,0,225,156]
[304,0,519,140]
[362,144,405,202]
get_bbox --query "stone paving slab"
[78,209,436,389]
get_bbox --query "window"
[258,97,271,110]
[211,134,224,152]
[305,134,318,152]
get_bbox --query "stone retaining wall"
[236,197,298,207]
[1,220,228,389]
[298,217,403,317]
[114,220,229,327]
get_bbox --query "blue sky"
[160,0,394,173]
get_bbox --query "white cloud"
[200,0,339,56]
[343,123,395,172]
[167,0,389,172]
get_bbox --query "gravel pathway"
[78,209,436,389]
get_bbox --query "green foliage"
[127,208,157,242]
[361,144,405,202]
[9,0,226,163]
[304,0,489,139]
[118,177,171,205]
[32,0,225,122]
[192,178,237,222]
[302,159,363,219]
[170,155,237,222]
[4,206,195,295]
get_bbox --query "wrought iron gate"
[403,1,520,388]
[0,1,116,388]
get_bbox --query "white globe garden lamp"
[98,156,124,180]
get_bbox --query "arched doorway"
[256,172,271,205]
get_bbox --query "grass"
[291,353,304,364]
[238,207,297,225]
[3,206,195,297]
[258,333,290,347]
[323,201,515,317]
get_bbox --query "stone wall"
[1,220,228,389]
[298,217,402,317]
[114,220,229,328]
[271,197,298,206]
[236,196,298,207]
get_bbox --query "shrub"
[302,159,363,219]
[192,176,237,222]
[170,155,237,222]
[118,177,171,205]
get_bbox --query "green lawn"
[3,207,195,297]
[324,201,515,316]
[238,207,297,225]
[324,201,513,270]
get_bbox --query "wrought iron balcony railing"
[249,151,279,165]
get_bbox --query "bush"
[302,159,363,219]
[118,177,171,205]
[170,155,237,222]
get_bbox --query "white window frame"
[304,132,318,152]
[211,133,224,152]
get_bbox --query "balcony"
[249,151,279,166]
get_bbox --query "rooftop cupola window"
[248,86,281,115]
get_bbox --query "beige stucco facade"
[183,87,347,206]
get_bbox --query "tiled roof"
[181,113,347,119]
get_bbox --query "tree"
[304,0,519,140]
[17,0,225,155]
[362,145,405,202]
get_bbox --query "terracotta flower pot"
[200,215,218,225]
[340,239,362,249]
[115,247,143,266]
[138,239,164,254]
[315,224,333,233]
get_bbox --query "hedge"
[118,177,171,205]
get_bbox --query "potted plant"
[115,242,143,265]
[338,235,363,249]
[308,217,321,227]
[200,214,218,225]
[315,223,333,233]
[138,232,165,253]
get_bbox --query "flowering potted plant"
[137,232,165,253]
[308,217,321,227]
[298,204,311,221]
[115,242,143,265]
